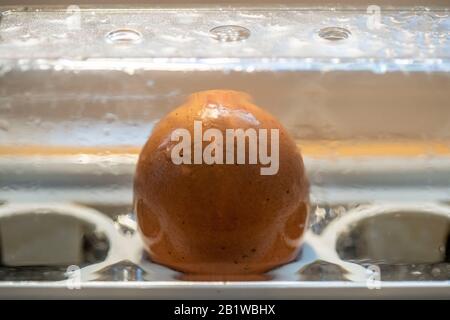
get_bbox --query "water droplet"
[315,207,327,220]
[210,25,250,42]
[115,213,137,235]
[51,33,68,40]
[104,112,118,123]
[414,6,430,15]
[0,119,9,131]
[431,267,441,277]
[105,28,143,45]
[336,16,351,22]
[432,11,449,18]
[29,117,41,126]
[333,206,347,217]
[390,14,411,24]
[318,27,351,41]
[20,33,31,40]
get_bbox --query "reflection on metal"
[0,201,448,298]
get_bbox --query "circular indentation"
[0,203,120,260]
[318,27,351,41]
[324,203,450,265]
[0,206,111,268]
[105,28,143,45]
[210,25,250,42]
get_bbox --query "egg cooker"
[0,4,449,298]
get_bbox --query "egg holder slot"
[0,202,363,282]
[0,201,448,298]
[322,203,450,265]
[0,203,125,279]
[265,203,450,282]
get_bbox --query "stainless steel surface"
[0,205,448,299]
[0,7,449,61]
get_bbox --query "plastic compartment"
[0,5,449,298]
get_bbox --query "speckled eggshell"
[134,90,309,275]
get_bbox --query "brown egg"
[134,90,309,275]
